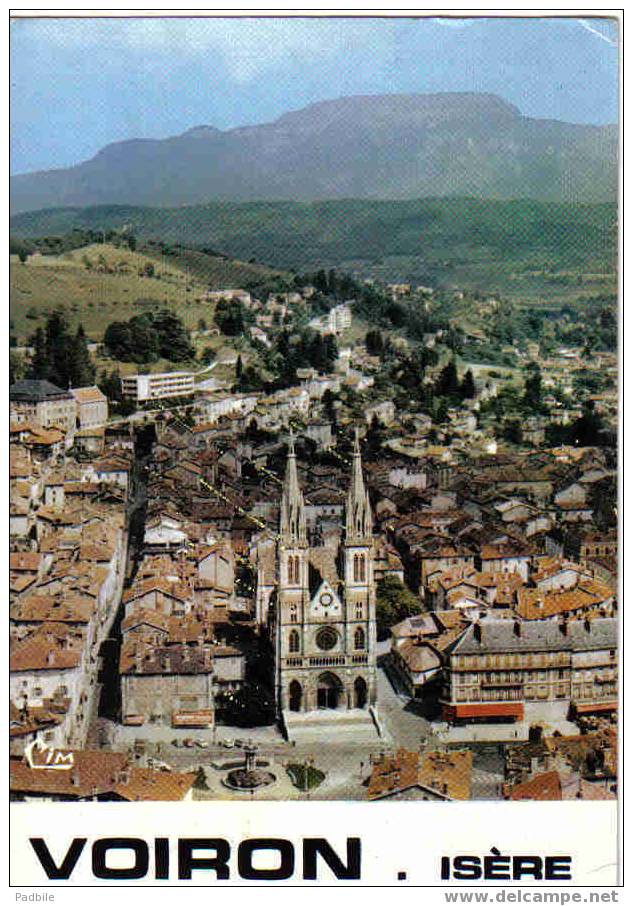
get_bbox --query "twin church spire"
[345,428,373,543]
[280,434,307,546]
[279,429,372,545]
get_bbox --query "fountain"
[222,740,276,791]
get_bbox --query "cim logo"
[24,740,74,770]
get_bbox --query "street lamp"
[303,756,314,799]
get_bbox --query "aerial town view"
[9,16,618,806]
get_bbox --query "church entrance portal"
[316,672,343,710]
[354,676,368,709]
[288,680,302,712]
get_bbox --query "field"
[142,245,288,290]
[10,242,287,344]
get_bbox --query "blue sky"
[10,15,619,175]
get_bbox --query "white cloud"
[14,17,377,82]
[14,15,618,86]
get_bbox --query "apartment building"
[441,617,617,724]
[70,385,108,428]
[194,391,259,425]
[121,371,195,402]
[328,303,352,333]
[308,303,352,336]
[120,637,216,728]
[10,380,77,433]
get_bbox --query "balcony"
[283,654,368,669]
[308,656,346,667]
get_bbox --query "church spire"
[280,433,307,546]
[346,427,373,542]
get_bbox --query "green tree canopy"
[375,576,422,641]
[103,310,193,363]
[27,311,95,388]
[435,359,460,397]
[461,368,476,399]
[522,361,544,413]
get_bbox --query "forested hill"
[10,197,617,292]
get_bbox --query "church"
[272,431,378,717]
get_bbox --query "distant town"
[10,245,617,803]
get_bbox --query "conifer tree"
[28,327,51,380]
[461,368,476,399]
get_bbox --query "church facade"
[273,433,378,715]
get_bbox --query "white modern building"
[121,372,195,402]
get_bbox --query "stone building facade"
[10,380,77,434]
[70,386,108,428]
[441,617,617,724]
[120,642,215,727]
[273,433,377,716]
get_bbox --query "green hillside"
[10,198,617,302]
[10,241,287,343]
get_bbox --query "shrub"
[286,764,325,791]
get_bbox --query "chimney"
[584,617,591,633]
[559,615,568,636]
[513,620,521,638]
[474,621,482,643]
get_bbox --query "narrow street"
[375,640,432,750]
[87,425,154,738]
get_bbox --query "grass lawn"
[10,243,299,385]
[10,244,216,343]
[286,763,325,791]
[457,360,519,382]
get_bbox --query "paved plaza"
[89,639,439,800]
[90,641,547,800]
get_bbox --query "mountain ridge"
[11,92,617,212]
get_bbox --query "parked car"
[221,739,234,749]
[183,738,195,748]
[195,739,209,749]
